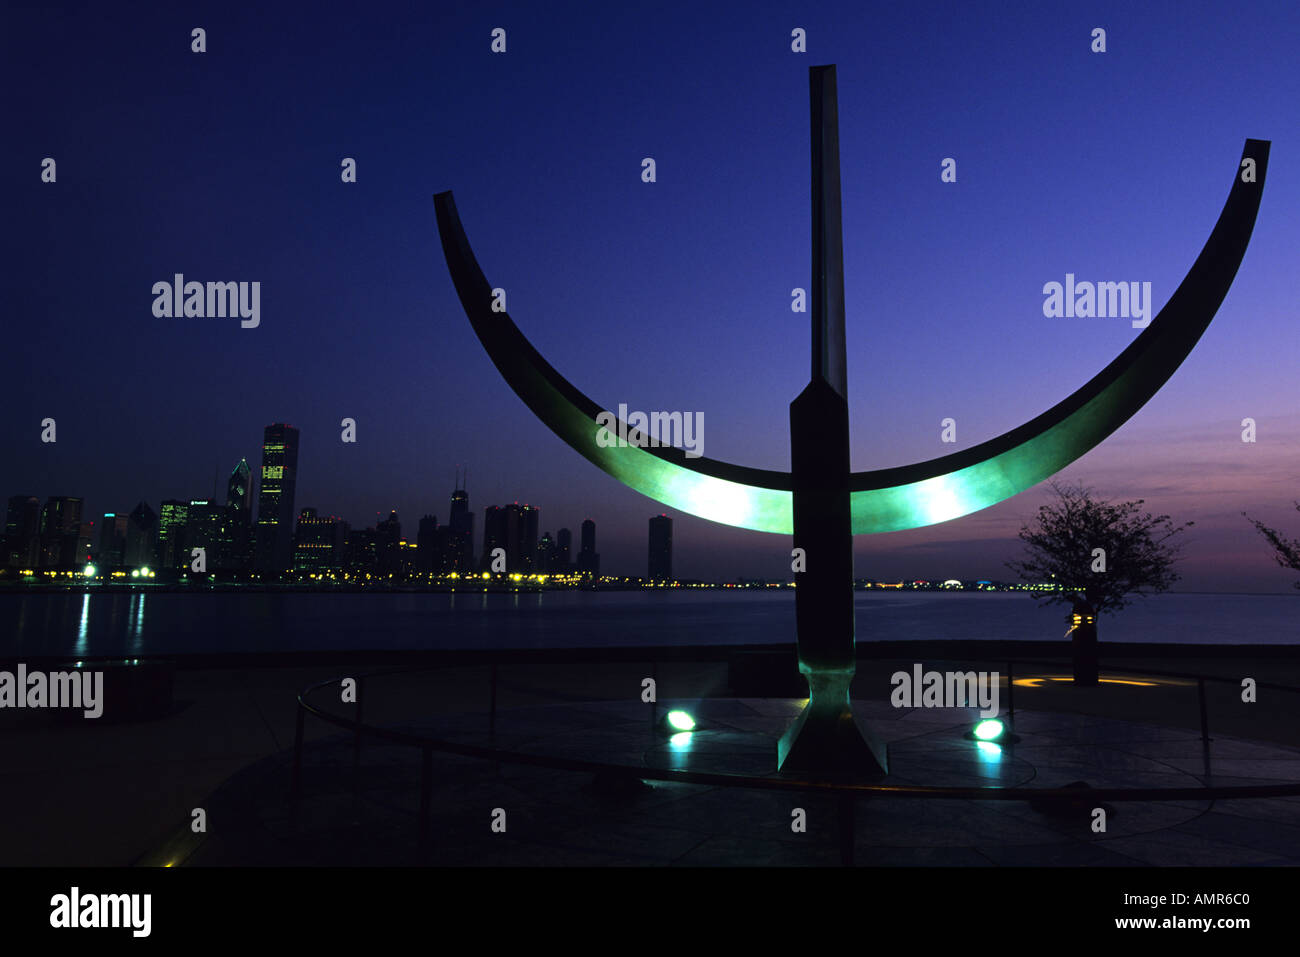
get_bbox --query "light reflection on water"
[75,593,90,654]
[0,590,1295,656]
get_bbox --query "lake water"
[1,590,1296,657]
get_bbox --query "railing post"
[650,660,658,731]
[352,675,366,800]
[1197,677,1211,743]
[489,660,498,738]
[1006,661,1015,720]
[291,703,305,809]
[417,746,434,862]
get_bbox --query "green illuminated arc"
[434,139,1267,536]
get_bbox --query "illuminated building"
[294,508,349,572]
[254,423,300,576]
[157,499,190,569]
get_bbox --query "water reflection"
[128,593,146,653]
[75,593,90,655]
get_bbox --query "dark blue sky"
[5,1,1299,590]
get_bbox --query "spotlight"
[665,709,695,732]
[964,717,1018,744]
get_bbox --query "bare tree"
[1244,503,1300,589]
[1006,480,1194,619]
[1005,481,1193,684]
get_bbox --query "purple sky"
[4,1,1299,591]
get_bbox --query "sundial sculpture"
[435,65,1268,780]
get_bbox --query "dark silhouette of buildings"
[447,484,474,570]
[3,495,42,567]
[97,512,128,568]
[38,496,84,568]
[254,423,300,576]
[417,514,439,573]
[482,502,538,572]
[536,531,555,572]
[376,510,402,577]
[649,514,672,581]
[556,527,572,570]
[227,458,254,571]
[124,501,157,568]
[576,518,599,577]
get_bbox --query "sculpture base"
[777,670,888,781]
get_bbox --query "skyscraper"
[293,508,349,572]
[254,423,300,576]
[226,458,253,572]
[124,501,157,568]
[40,496,83,567]
[649,514,673,581]
[417,515,439,574]
[3,495,41,568]
[158,499,190,570]
[536,532,555,572]
[97,513,129,568]
[448,485,474,571]
[375,510,402,577]
[520,504,539,571]
[556,527,572,571]
[576,518,600,577]
[187,499,234,571]
[482,505,505,571]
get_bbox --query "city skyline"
[5,3,1299,592]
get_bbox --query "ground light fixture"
[964,717,1019,745]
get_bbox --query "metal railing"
[291,657,1300,865]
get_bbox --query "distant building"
[97,513,129,568]
[294,508,349,572]
[157,499,190,570]
[576,518,599,577]
[3,495,42,568]
[481,506,504,571]
[520,505,539,571]
[186,499,230,570]
[254,423,300,576]
[39,497,83,568]
[124,501,157,568]
[376,511,402,577]
[648,514,672,581]
[482,503,537,572]
[555,527,572,571]
[416,515,439,574]
[345,527,377,577]
[227,458,254,572]
[536,532,555,573]
[447,486,474,571]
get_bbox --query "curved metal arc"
[435,139,1267,534]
